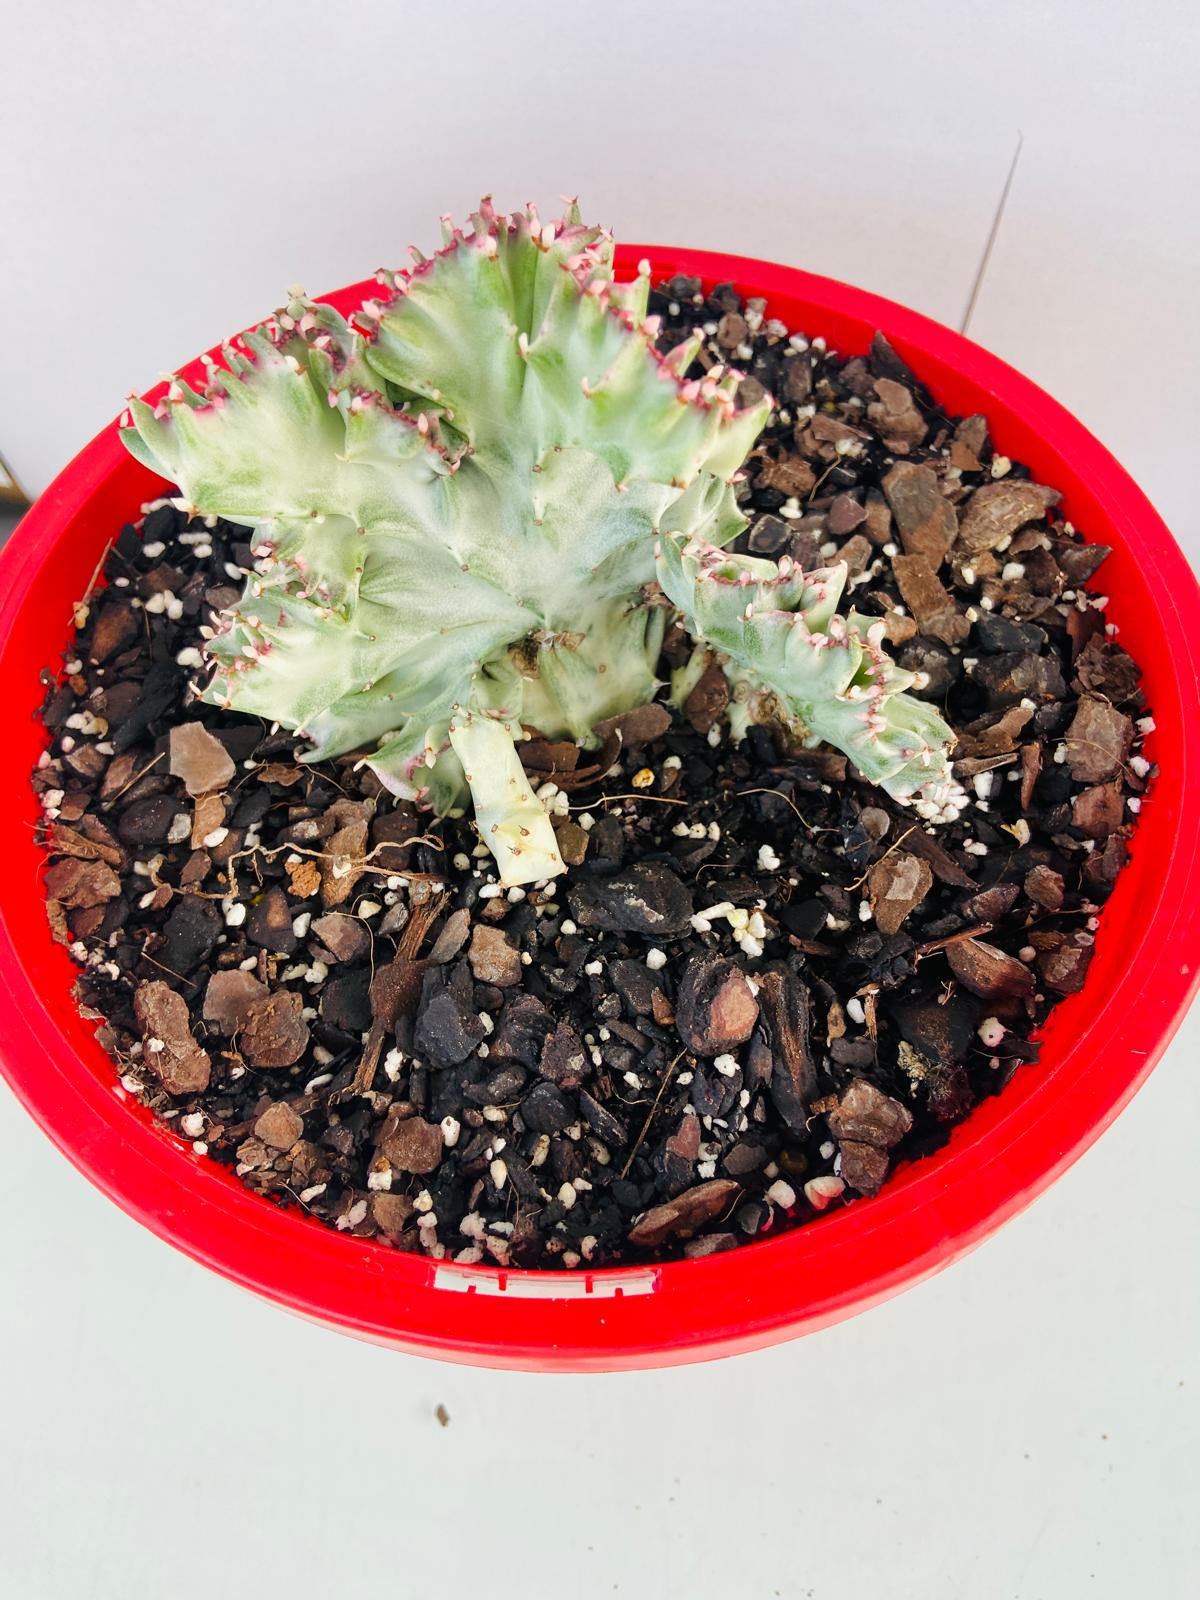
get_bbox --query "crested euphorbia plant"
[123,200,958,885]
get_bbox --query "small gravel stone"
[567,862,694,938]
[43,857,120,909]
[87,600,139,664]
[202,969,268,1033]
[380,1116,444,1175]
[539,1020,588,1089]
[254,1101,304,1150]
[1024,864,1065,911]
[869,381,928,449]
[1071,780,1125,839]
[468,923,522,987]
[168,722,236,796]
[372,1193,415,1236]
[117,794,178,846]
[414,970,487,1068]
[674,953,759,1056]
[1037,932,1096,994]
[154,894,222,975]
[519,1080,573,1134]
[245,886,298,954]
[310,913,370,962]
[553,819,590,867]
[827,1078,913,1152]
[682,659,730,735]
[838,1142,891,1195]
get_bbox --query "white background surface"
[1,2,1197,1595]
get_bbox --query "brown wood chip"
[956,480,1060,556]
[43,856,121,908]
[627,1179,740,1247]
[867,849,933,934]
[756,966,816,1132]
[892,554,970,645]
[945,937,1036,1000]
[882,462,956,562]
[239,991,310,1069]
[1064,695,1133,783]
[133,980,211,1094]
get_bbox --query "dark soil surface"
[32,280,1152,1267]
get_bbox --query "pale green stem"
[448,713,566,886]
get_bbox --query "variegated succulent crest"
[655,536,960,819]
[122,198,958,883]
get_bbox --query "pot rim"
[1,244,1197,1370]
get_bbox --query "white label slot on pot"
[432,1265,660,1299]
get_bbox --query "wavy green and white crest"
[121,201,770,882]
[655,535,961,814]
[122,199,960,879]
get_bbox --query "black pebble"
[153,894,221,975]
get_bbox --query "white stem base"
[448,714,566,886]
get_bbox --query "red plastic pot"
[2,246,1197,1370]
